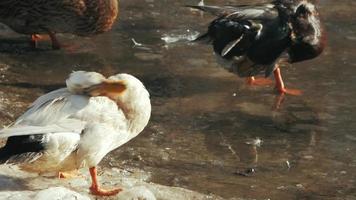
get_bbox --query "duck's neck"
[119,93,151,136]
[288,4,326,62]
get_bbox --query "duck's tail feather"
[0,148,10,164]
[3,152,43,164]
[0,135,45,165]
[0,150,43,165]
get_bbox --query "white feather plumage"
[0,71,151,173]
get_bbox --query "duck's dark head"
[294,1,318,18]
[288,0,326,63]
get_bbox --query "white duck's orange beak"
[86,80,126,100]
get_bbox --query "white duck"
[0,71,151,196]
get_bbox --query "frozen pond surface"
[0,0,356,199]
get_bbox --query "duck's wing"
[191,3,280,55]
[0,71,127,139]
[15,89,88,125]
[0,88,89,138]
[190,3,293,77]
[0,88,88,164]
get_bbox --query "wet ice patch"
[0,165,224,200]
[34,187,90,200]
[161,29,200,44]
[117,186,156,200]
[0,187,90,200]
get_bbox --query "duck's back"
[0,0,118,36]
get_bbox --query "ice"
[161,30,200,44]
[34,187,90,200]
[0,191,33,200]
[0,166,225,200]
[0,187,90,200]
[117,186,156,200]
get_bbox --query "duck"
[188,0,326,95]
[0,71,151,196]
[0,0,119,49]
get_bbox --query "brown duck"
[0,0,119,49]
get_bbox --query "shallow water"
[0,0,356,199]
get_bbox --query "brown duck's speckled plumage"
[0,0,118,36]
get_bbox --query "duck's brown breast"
[0,0,119,36]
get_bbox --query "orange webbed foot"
[30,34,42,48]
[89,186,122,196]
[246,77,273,86]
[89,166,122,196]
[57,170,82,179]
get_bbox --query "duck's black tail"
[0,135,45,164]
[0,147,11,164]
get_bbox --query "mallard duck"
[0,71,151,196]
[0,0,119,49]
[188,0,326,95]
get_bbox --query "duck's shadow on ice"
[0,38,48,54]
[0,174,30,191]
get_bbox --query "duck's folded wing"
[14,88,89,126]
[15,71,107,126]
[0,87,90,138]
[0,119,86,138]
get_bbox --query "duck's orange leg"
[246,76,273,86]
[89,167,122,196]
[273,67,302,95]
[30,34,42,48]
[47,31,61,50]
